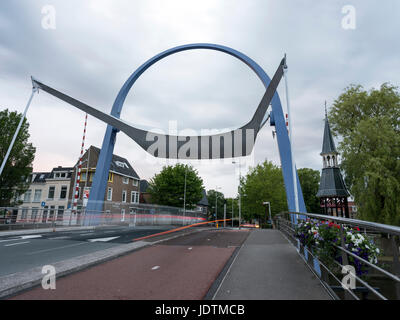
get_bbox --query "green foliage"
[240,160,288,223]
[329,83,400,225]
[297,168,321,214]
[0,109,35,206]
[148,163,204,209]
[207,189,225,220]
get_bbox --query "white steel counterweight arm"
[283,58,299,213]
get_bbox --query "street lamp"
[262,201,273,228]
[183,165,187,225]
[232,160,242,229]
[215,186,221,221]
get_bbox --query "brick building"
[68,146,140,220]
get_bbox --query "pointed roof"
[321,114,337,155]
[316,167,350,198]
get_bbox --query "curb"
[0,226,96,237]
[0,227,205,299]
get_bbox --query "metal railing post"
[391,235,400,299]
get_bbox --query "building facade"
[67,146,141,222]
[17,167,73,223]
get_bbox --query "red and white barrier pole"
[72,113,88,219]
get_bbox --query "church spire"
[321,103,337,157]
[316,101,350,218]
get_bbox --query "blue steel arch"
[86,43,306,224]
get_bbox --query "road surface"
[10,229,250,299]
[0,225,176,277]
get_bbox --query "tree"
[148,163,204,209]
[297,168,321,214]
[0,109,36,206]
[329,83,400,225]
[240,160,288,223]
[206,189,225,220]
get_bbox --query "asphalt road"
[0,226,175,277]
[10,229,250,300]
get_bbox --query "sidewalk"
[212,229,332,300]
[0,226,95,237]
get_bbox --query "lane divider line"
[4,241,30,247]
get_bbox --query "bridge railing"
[275,212,400,300]
[0,203,208,231]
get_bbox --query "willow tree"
[329,84,400,225]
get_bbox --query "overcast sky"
[1,0,399,197]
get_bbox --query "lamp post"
[215,186,221,224]
[232,160,242,229]
[183,165,187,225]
[263,201,272,228]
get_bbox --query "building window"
[49,206,55,221]
[33,189,42,202]
[57,206,64,221]
[23,190,32,202]
[107,187,113,201]
[123,177,129,184]
[108,172,113,182]
[21,207,28,220]
[42,206,48,223]
[131,191,139,204]
[60,186,68,199]
[48,186,55,199]
[132,179,138,187]
[31,207,39,222]
[81,171,87,181]
[122,190,127,203]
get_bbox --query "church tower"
[316,103,350,218]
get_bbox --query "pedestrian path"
[212,229,331,300]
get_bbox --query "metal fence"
[275,212,400,300]
[0,202,208,231]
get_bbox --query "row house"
[17,166,73,223]
[68,146,141,222]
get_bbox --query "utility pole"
[231,198,234,227]
[215,186,221,223]
[223,200,226,228]
[232,160,242,229]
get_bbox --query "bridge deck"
[213,229,332,300]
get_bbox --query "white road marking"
[87,236,120,242]
[0,238,20,243]
[20,235,42,240]
[27,242,86,255]
[0,235,42,242]
[151,266,160,270]
[79,232,95,236]
[4,241,30,247]
[188,247,193,250]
